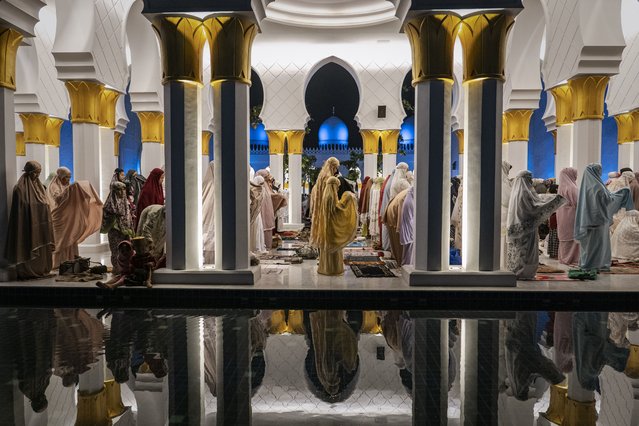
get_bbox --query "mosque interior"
[2,0,639,424]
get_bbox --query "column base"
[0,267,16,282]
[282,223,305,231]
[402,265,516,287]
[152,265,261,285]
[79,242,109,254]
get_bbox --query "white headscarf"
[611,210,639,260]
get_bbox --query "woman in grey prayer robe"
[575,163,634,271]
[506,170,565,279]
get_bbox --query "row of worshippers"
[249,168,288,254]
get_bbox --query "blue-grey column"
[461,319,500,425]
[213,81,250,270]
[413,317,449,425]
[164,81,203,270]
[216,312,251,425]
[414,81,452,271]
[0,88,16,280]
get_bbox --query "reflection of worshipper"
[383,181,411,263]
[553,312,573,373]
[310,157,340,247]
[125,169,146,205]
[202,161,215,264]
[557,167,579,265]
[105,310,135,383]
[136,168,165,228]
[250,176,266,253]
[5,161,55,279]
[611,210,639,261]
[136,205,166,267]
[506,170,565,279]
[316,177,357,275]
[51,181,103,267]
[47,167,71,206]
[575,163,634,271]
[101,181,134,274]
[399,186,415,266]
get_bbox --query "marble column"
[65,80,105,247]
[360,129,380,179]
[550,84,574,179]
[98,88,120,199]
[15,131,26,179]
[45,117,63,174]
[287,130,304,225]
[455,129,464,177]
[267,130,285,185]
[0,27,21,281]
[503,109,533,174]
[614,112,635,170]
[202,130,212,174]
[134,368,168,426]
[138,111,164,177]
[381,129,399,177]
[205,15,257,273]
[404,13,459,275]
[459,12,515,276]
[216,312,252,426]
[20,113,50,175]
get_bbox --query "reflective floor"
[1,308,638,425]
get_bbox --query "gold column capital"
[45,117,64,147]
[563,397,597,425]
[266,130,286,155]
[138,111,164,144]
[549,84,573,126]
[75,386,110,426]
[152,15,207,85]
[454,129,464,154]
[360,129,380,154]
[20,113,48,144]
[503,109,534,142]
[0,27,23,90]
[458,12,515,82]
[568,75,609,121]
[98,88,120,128]
[65,80,103,124]
[631,110,639,142]
[286,130,305,154]
[614,112,635,144]
[404,13,461,85]
[16,132,25,156]
[114,132,122,156]
[502,114,507,145]
[202,130,211,156]
[380,129,399,154]
[104,379,126,419]
[204,15,258,85]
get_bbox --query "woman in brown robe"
[47,167,71,207]
[5,161,55,279]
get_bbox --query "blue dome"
[250,123,268,146]
[400,115,414,145]
[318,116,349,147]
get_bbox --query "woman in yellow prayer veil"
[310,157,340,247]
[316,176,358,275]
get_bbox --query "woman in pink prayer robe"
[556,167,579,265]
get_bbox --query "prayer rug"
[350,264,397,278]
[344,255,384,265]
[533,273,573,281]
[537,264,566,274]
[604,262,639,274]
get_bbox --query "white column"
[141,142,164,177]
[46,145,58,173]
[572,119,601,180]
[99,127,115,200]
[364,153,377,179]
[0,88,17,278]
[269,153,284,186]
[382,153,396,178]
[556,124,573,177]
[201,155,209,177]
[288,153,302,224]
[25,143,49,176]
[631,142,639,171]
[507,141,528,174]
[501,142,509,166]
[455,129,464,178]
[134,373,168,426]
[73,122,102,246]
[619,142,633,170]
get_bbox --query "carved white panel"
[607,33,639,115]
[94,0,132,91]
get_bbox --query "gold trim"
[458,12,515,82]
[0,27,23,90]
[138,111,164,144]
[380,129,400,154]
[114,132,122,156]
[563,396,596,426]
[20,113,48,144]
[361,311,382,334]
[454,129,464,154]
[266,130,286,155]
[625,343,639,379]
[16,132,25,156]
[569,75,609,121]
[360,129,380,154]
[404,13,461,85]
[549,84,573,126]
[503,109,533,142]
[99,89,120,129]
[45,117,64,147]
[286,130,305,154]
[152,16,207,85]
[614,112,634,144]
[75,386,111,426]
[66,81,103,124]
[204,16,258,85]
[202,131,211,156]
[104,379,126,419]
[540,383,567,424]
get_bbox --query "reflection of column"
[404,13,458,274]
[267,130,285,185]
[360,129,380,179]
[20,113,49,175]
[202,130,211,175]
[16,131,26,179]
[628,330,639,425]
[503,109,533,174]
[380,129,399,177]
[615,112,636,170]
[99,89,120,199]
[138,111,164,177]
[66,80,104,246]
[287,130,304,224]
[45,117,63,175]
[459,12,515,275]
[134,368,168,426]
[455,129,464,177]
[76,358,110,426]
[569,75,608,180]
[216,313,251,425]
[205,15,257,272]
[550,84,574,179]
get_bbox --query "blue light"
[318,116,348,146]
[250,123,268,146]
[400,115,414,145]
